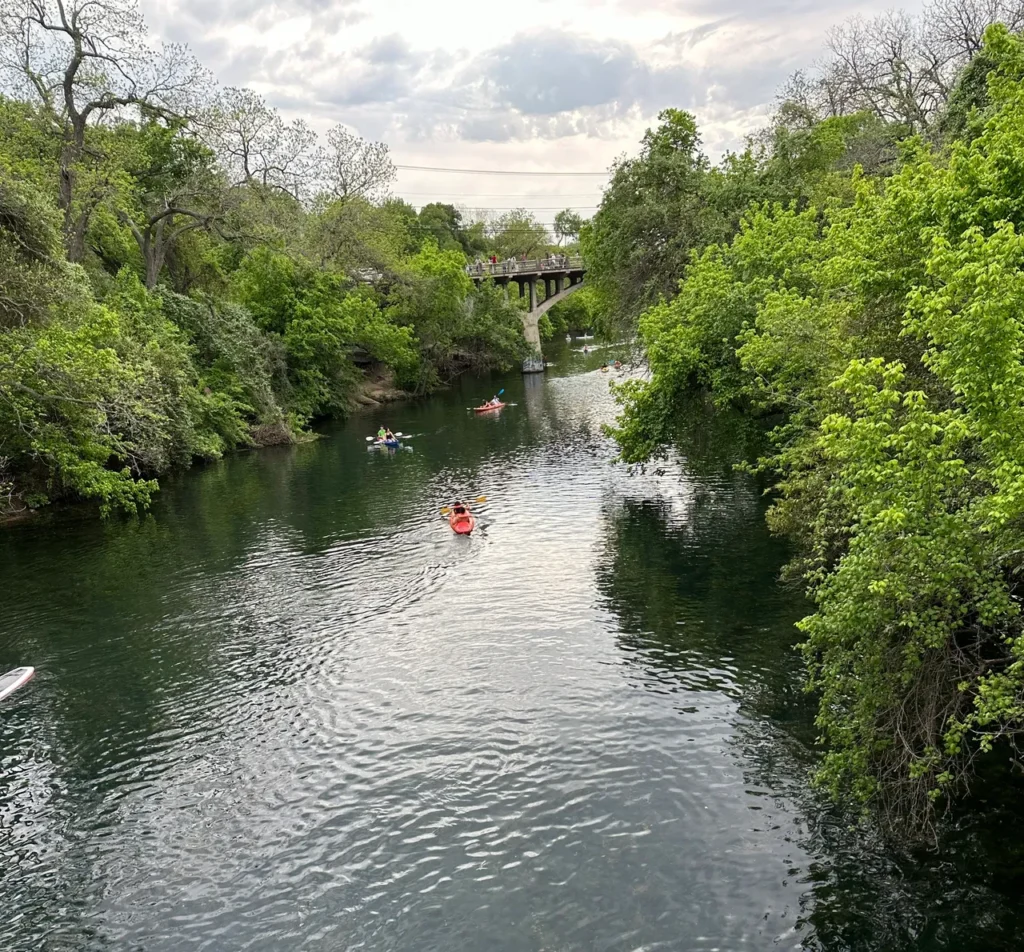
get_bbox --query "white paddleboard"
[0,667,34,702]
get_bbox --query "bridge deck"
[466,255,585,280]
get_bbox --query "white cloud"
[144,0,926,212]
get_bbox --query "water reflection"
[592,402,1024,952]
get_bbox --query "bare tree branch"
[324,124,395,204]
[199,86,323,203]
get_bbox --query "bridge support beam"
[522,278,543,373]
[522,312,544,374]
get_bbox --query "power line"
[396,164,608,177]
[399,192,603,198]
[411,206,598,212]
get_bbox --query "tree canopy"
[589,17,1024,840]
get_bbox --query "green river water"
[2,343,1023,951]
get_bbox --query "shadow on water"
[593,401,1024,952]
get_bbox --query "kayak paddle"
[467,388,505,410]
[441,495,487,515]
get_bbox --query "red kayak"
[449,509,475,534]
[473,402,505,413]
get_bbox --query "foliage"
[605,22,1024,838]
[487,208,550,259]
[203,86,321,201]
[0,0,552,521]
[324,125,395,203]
[0,162,88,327]
[416,202,488,256]
[0,0,207,260]
[233,246,416,419]
[584,109,749,324]
[553,208,584,246]
[389,241,529,389]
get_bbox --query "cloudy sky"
[147,0,925,223]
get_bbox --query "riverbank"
[0,358,514,525]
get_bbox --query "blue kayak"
[369,438,400,449]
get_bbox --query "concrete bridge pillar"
[528,277,537,312]
[521,312,544,373]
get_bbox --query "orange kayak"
[473,402,505,413]
[449,510,475,534]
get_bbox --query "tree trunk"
[58,141,81,261]
[59,117,88,262]
[143,218,168,289]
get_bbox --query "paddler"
[377,426,387,441]
[489,395,501,406]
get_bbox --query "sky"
[146,0,926,224]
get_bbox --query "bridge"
[467,254,587,372]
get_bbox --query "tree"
[823,11,950,132]
[117,119,231,288]
[324,125,394,204]
[792,0,1024,136]
[606,24,1024,838]
[204,87,321,202]
[488,208,549,259]
[0,0,206,260]
[0,161,85,326]
[307,196,415,274]
[585,109,729,322]
[390,241,527,388]
[926,0,1024,55]
[553,209,584,246]
[417,202,465,252]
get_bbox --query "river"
[1,344,1023,951]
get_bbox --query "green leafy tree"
[115,119,231,288]
[553,208,585,246]
[607,24,1024,838]
[417,203,466,252]
[0,0,206,260]
[488,208,549,259]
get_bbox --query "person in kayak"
[489,395,501,406]
[377,426,387,440]
[451,501,468,515]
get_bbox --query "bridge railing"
[465,254,584,278]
